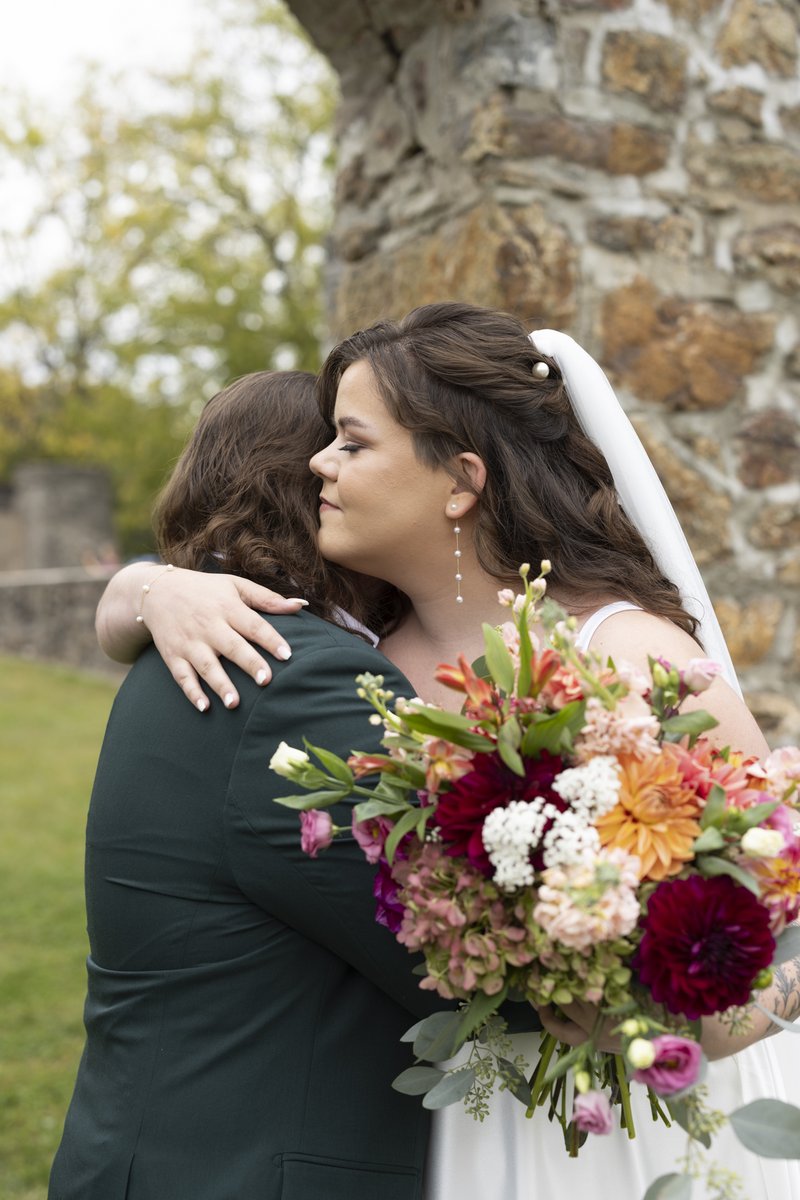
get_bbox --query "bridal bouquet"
[271,564,800,1199]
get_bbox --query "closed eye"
[339,443,363,454]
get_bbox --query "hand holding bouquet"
[272,564,800,1199]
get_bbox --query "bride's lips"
[319,496,340,512]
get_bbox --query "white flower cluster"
[482,798,559,891]
[552,756,621,822]
[541,810,601,869]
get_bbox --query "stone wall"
[287,0,800,742]
[0,570,125,679]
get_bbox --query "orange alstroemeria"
[436,655,495,709]
[347,753,399,779]
[595,744,703,881]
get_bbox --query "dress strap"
[574,601,642,653]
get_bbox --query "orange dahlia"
[595,745,703,881]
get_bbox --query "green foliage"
[0,657,118,1197]
[0,0,337,556]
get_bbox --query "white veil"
[530,329,741,696]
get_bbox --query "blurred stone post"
[13,463,117,570]
[287,0,800,739]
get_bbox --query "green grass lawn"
[0,656,119,1199]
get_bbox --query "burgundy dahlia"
[435,749,564,875]
[633,874,775,1020]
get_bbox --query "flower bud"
[620,1018,642,1038]
[752,968,773,991]
[519,562,531,578]
[741,827,784,858]
[540,559,552,575]
[574,1070,591,1094]
[269,741,311,778]
[651,662,670,689]
[627,1038,656,1070]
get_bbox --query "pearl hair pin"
[533,360,550,379]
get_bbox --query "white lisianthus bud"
[651,661,670,688]
[497,588,517,607]
[741,827,785,858]
[574,1070,591,1094]
[540,559,551,574]
[627,1038,656,1070]
[620,1019,642,1038]
[269,741,311,778]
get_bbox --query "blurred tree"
[0,0,336,554]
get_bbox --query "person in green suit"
[49,371,443,1200]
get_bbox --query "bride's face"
[309,360,458,584]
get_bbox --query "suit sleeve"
[225,640,449,1020]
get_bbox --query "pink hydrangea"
[572,1090,613,1135]
[632,1034,702,1096]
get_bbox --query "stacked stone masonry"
[288,0,800,742]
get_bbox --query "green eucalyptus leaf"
[772,925,800,966]
[665,1099,711,1149]
[272,789,346,810]
[392,1065,446,1095]
[729,1099,800,1158]
[412,1011,466,1062]
[422,1066,477,1109]
[642,1174,693,1200]
[497,1058,533,1106]
[482,623,516,695]
[304,741,354,786]
[697,856,761,896]
[692,827,726,854]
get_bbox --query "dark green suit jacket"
[49,612,445,1200]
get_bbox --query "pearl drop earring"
[450,503,464,604]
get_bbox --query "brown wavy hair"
[318,302,697,636]
[153,370,390,630]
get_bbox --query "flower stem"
[614,1053,636,1140]
[526,1033,557,1116]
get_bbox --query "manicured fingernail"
[197,697,209,713]
[223,692,236,708]
[276,644,291,661]
[288,598,309,606]
[256,669,269,685]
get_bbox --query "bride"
[98,302,800,1197]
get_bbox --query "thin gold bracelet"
[135,563,174,625]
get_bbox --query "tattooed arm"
[700,942,800,1061]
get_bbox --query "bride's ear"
[446,452,486,516]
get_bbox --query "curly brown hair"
[153,370,390,631]
[318,302,697,636]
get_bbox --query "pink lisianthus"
[632,1034,702,1096]
[352,812,392,864]
[682,658,722,694]
[572,1090,613,1135]
[756,746,800,800]
[300,809,333,858]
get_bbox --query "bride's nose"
[309,439,338,479]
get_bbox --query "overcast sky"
[3,0,207,101]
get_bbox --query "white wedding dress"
[425,605,800,1200]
